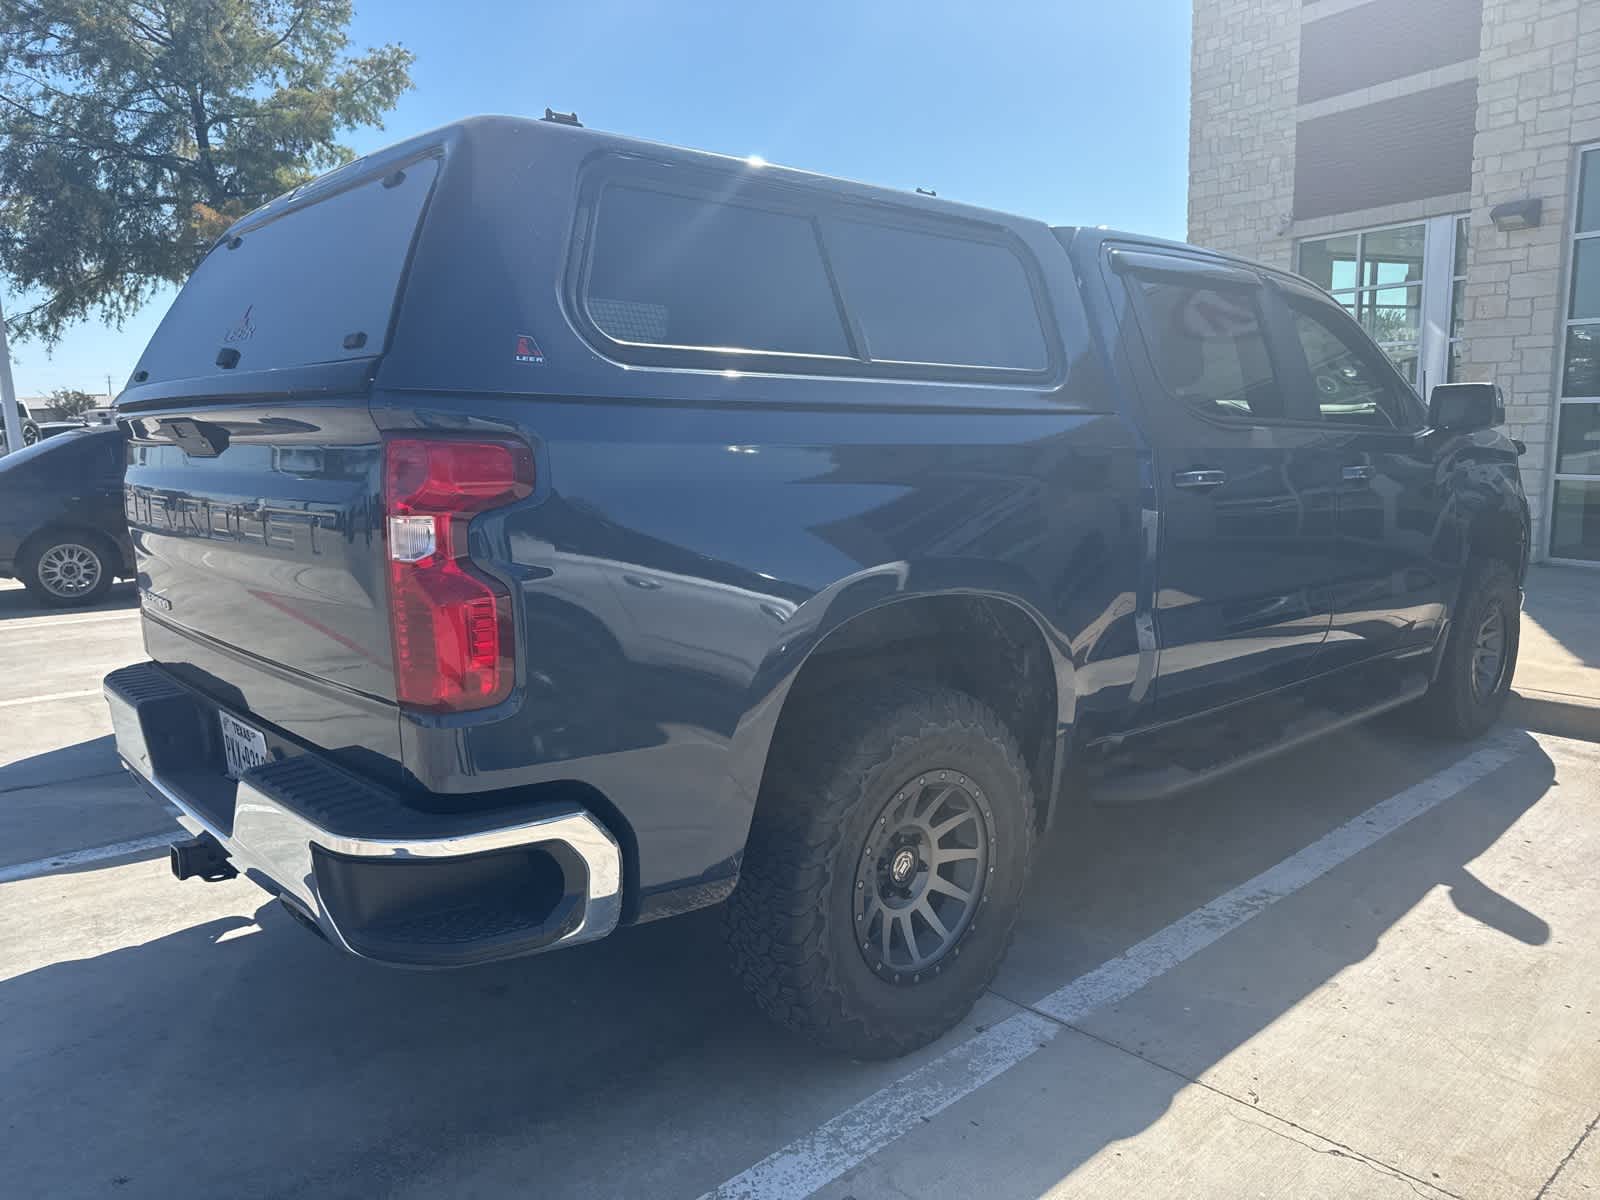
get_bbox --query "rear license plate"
[219,710,270,780]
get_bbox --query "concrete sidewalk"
[1510,563,1600,740]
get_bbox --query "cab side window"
[1133,274,1285,421]
[1286,298,1417,430]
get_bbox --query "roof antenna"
[542,108,582,127]
[915,186,937,197]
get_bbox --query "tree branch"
[0,99,197,172]
[184,83,222,202]
[263,1,310,56]
[2,267,121,334]
[3,67,173,120]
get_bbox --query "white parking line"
[0,688,105,709]
[702,734,1525,1200]
[708,1011,1062,1200]
[0,833,175,885]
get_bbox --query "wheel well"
[17,525,123,575]
[766,594,1060,833]
[1468,509,1526,575]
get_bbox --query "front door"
[1273,281,1449,671]
[1112,249,1338,724]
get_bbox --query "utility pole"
[0,294,24,458]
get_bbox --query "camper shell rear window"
[130,157,439,386]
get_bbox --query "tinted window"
[91,431,126,476]
[1134,276,1283,419]
[586,186,850,357]
[133,160,439,384]
[823,221,1048,370]
[58,430,121,476]
[1287,298,1413,429]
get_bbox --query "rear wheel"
[20,532,115,606]
[1417,559,1520,739]
[725,682,1035,1059]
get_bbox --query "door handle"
[1172,469,1227,490]
[1342,464,1376,482]
[622,574,663,590]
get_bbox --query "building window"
[1297,214,1464,395]
[1448,216,1468,382]
[1552,146,1600,562]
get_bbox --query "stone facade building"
[1190,0,1600,562]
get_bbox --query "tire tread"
[1417,558,1520,740]
[725,681,1035,1058]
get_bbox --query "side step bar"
[1089,668,1431,806]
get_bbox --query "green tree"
[0,1,414,343]
[47,386,97,419]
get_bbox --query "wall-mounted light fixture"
[1489,198,1543,232]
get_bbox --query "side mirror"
[1428,382,1504,433]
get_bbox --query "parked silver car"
[0,401,42,449]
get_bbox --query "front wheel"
[1417,559,1520,739]
[725,683,1035,1059]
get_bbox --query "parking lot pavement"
[0,581,157,872]
[2,580,1597,1200]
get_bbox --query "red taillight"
[384,437,535,713]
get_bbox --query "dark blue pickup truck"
[103,115,1527,1058]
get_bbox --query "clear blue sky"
[4,0,1192,397]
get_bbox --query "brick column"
[1188,0,1300,268]
[1461,0,1593,559]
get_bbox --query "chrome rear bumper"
[104,662,623,967]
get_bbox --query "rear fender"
[727,562,1077,841]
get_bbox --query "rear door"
[1271,279,1447,670]
[1111,248,1338,723]
[118,154,441,772]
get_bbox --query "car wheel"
[21,423,39,446]
[725,682,1035,1059]
[1417,559,1520,740]
[20,533,116,606]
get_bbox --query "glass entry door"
[1552,145,1600,562]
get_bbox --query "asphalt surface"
[2,577,1597,1200]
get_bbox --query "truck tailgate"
[125,401,400,768]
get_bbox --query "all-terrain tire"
[1416,558,1520,740]
[725,682,1036,1059]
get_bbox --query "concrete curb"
[1506,687,1600,743]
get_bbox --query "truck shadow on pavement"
[0,735,120,794]
[0,724,1558,1199]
